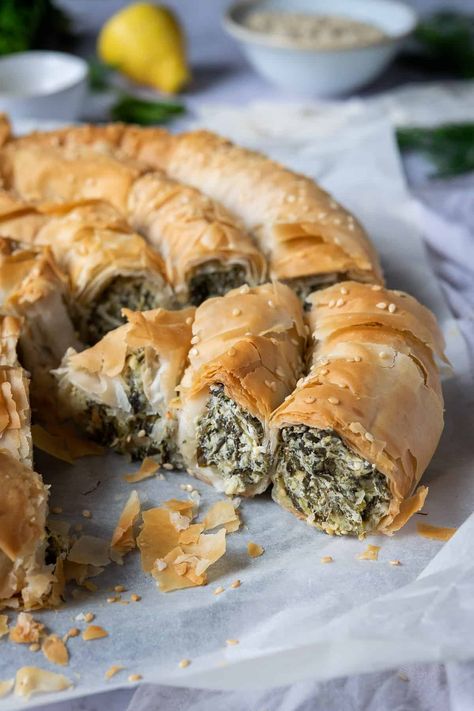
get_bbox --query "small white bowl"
[224,0,417,96]
[0,51,88,121]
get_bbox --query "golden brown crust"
[0,450,54,609]
[59,306,195,411]
[129,172,266,295]
[0,139,266,300]
[177,283,306,495]
[271,281,445,534]
[131,129,383,285]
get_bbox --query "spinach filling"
[188,264,247,306]
[196,384,269,493]
[275,426,390,535]
[79,276,166,344]
[287,274,342,306]
[69,350,173,461]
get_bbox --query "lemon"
[98,2,190,94]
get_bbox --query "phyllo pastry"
[0,314,32,467]
[32,201,172,343]
[96,127,383,298]
[0,450,55,610]
[271,281,446,536]
[177,282,307,496]
[54,307,194,462]
[128,173,266,305]
[0,142,266,305]
[0,237,79,405]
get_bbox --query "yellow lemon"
[98,2,190,94]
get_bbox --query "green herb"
[88,58,114,92]
[396,123,474,178]
[110,95,185,125]
[0,0,71,55]
[403,11,474,78]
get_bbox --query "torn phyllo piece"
[271,281,446,536]
[0,143,265,305]
[33,201,172,343]
[177,282,306,496]
[0,314,32,467]
[0,450,56,610]
[54,307,194,462]
[126,129,384,297]
[128,173,266,306]
[0,237,79,409]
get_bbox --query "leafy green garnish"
[396,123,474,177]
[88,58,114,92]
[110,96,185,125]
[403,11,474,78]
[0,0,71,55]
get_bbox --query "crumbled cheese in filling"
[188,264,247,306]
[244,12,387,50]
[275,426,390,535]
[196,385,269,492]
[78,276,167,344]
[69,349,176,461]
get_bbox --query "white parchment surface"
[0,109,472,709]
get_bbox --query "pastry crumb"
[320,555,334,563]
[389,559,401,566]
[230,579,241,589]
[213,586,225,595]
[130,593,141,602]
[82,510,92,519]
[105,665,124,680]
[128,674,142,682]
[82,625,108,641]
[247,542,264,558]
[179,659,191,669]
[226,639,239,646]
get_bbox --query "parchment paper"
[0,109,472,709]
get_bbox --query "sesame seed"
[379,351,389,358]
[128,674,142,682]
[239,284,250,294]
[191,335,200,344]
[328,396,340,405]
[67,628,80,638]
[230,579,241,589]
[320,556,333,564]
[328,300,336,308]
[364,432,375,442]
[83,612,95,623]
[114,585,126,593]
[340,287,348,295]
[232,308,241,316]
[185,317,193,325]
[304,396,316,404]
[179,659,191,668]
[336,298,345,307]
[228,347,236,356]
[388,303,397,313]
[137,429,146,438]
[291,338,299,346]
[245,331,252,336]
[353,355,361,362]
[320,368,329,376]
[371,285,382,291]
[267,299,274,307]
[214,586,225,595]
[286,194,296,203]
[389,560,401,566]
[82,509,92,519]
[163,462,173,470]
[348,223,355,231]
[276,367,285,378]
[376,302,387,310]
[190,347,199,357]
[107,596,118,604]
[226,639,239,646]
[130,594,141,602]
[29,643,40,652]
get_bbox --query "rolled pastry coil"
[75,126,383,297]
[0,141,266,306]
[53,306,194,463]
[34,201,173,343]
[177,282,307,496]
[271,281,446,536]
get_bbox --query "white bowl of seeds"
[224,0,417,96]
